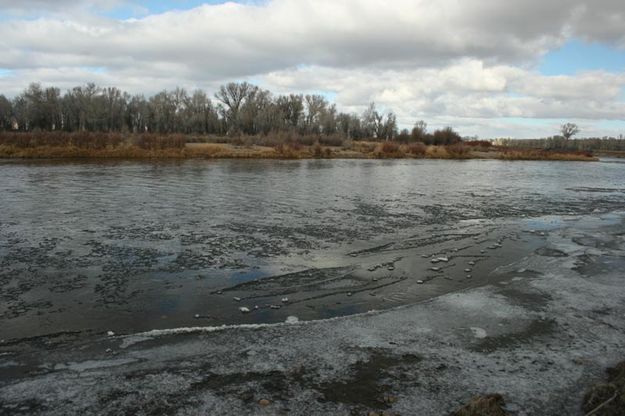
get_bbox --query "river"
[1,158,625,341]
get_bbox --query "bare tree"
[362,102,386,139]
[381,112,398,141]
[1,82,472,144]
[304,94,328,134]
[0,95,11,130]
[411,120,427,141]
[126,94,149,133]
[561,123,580,140]
[276,94,303,129]
[215,82,256,134]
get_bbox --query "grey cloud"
[0,0,616,78]
[0,0,624,138]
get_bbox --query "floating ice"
[470,327,487,339]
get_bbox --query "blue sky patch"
[539,39,625,75]
[104,0,233,19]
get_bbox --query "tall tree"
[215,82,256,134]
[560,123,580,140]
[304,94,328,134]
[0,95,13,130]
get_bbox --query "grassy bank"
[0,132,597,161]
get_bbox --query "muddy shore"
[1,212,624,415]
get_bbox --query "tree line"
[0,82,407,140]
[495,136,625,152]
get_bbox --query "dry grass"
[406,142,427,156]
[0,133,598,161]
[425,145,450,158]
[582,361,625,416]
[450,394,510,416]
[497,148,597,161]
[374,141,402,158]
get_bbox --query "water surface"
[1,158,624,340]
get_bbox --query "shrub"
[313,142,323,158]
[396,129,411,143]
[0,131,130,149]
[432,127,462,145]
[355,142,377,153]
[464,140,492,148]
[295,135,316,146]
[407,142,426,156]
[135,133,185,150]
[381,141,400,154]
[318,134,345,147]
[445,143,470,157]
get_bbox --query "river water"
[1,158,625,340]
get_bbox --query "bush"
[295,135,316,146]
[313,142,323,158]
[396,129,411,143]
[318,134,345,147]
[411,128,428,143]
[432,127,462,145]
[355,142,377,153]
[445,143,470,157]
[381,141,400,154]
[407,142,426,156]
[135,133,185,150]
[0,131,128,149]
[464,140,492,148]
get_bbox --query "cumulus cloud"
[260,62,625,121]
[1,0,623,75]
[0,0,624,137]
[0,0,127,15]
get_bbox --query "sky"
[0,0,624,138]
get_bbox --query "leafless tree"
[560,123,580,139]
[215,82,256,134]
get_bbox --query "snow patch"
[470,327,488,339]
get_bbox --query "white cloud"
[260,62,625,116]
[0,0,624,137]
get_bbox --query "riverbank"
[0,142,597,161]
[1,212,624,415]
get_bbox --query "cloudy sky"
[0,0,624,138]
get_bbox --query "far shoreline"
[0,142,598,162]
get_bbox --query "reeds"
[497,147,597,161]
[0,132,598,161]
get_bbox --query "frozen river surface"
[1,158,625,340]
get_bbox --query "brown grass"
[406,142,427,156]
[582,361,625,416]
[497,148,597,161]
[0,133,598,161]
[425,145,449,158]
[450,394,510,416]
[374,141,401,158]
